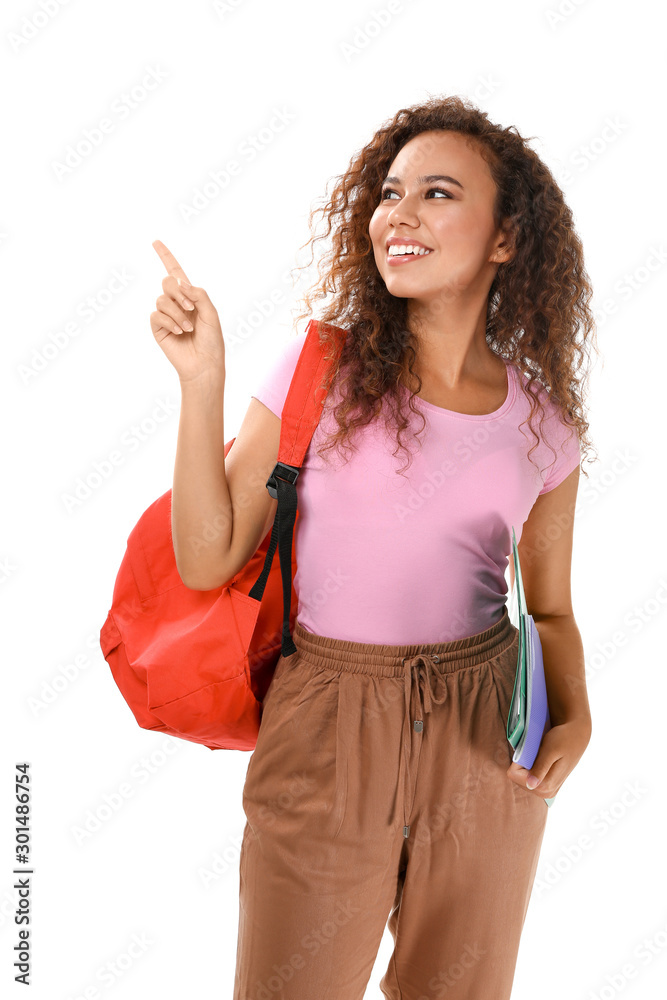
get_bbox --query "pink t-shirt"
[252,329,581,644]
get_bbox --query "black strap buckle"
[266,461,300,499]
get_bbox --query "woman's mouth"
[386,246,434,266]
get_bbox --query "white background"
[3,0,666,997]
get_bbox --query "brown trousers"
[234,605,548,999]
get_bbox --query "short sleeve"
[538,414,581,494]
[251,330,308,419]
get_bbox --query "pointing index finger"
[152,240,192,285]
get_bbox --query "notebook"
[506,525,556,808]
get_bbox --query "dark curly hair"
[288,94,599,482]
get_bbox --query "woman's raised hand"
[150,240,226,384]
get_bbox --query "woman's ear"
[492,217,518,265]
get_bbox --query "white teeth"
[387,244,432,256]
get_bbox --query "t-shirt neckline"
[403,358,516,421]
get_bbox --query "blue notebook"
[507,526,556,808]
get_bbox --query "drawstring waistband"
[399,652,449,838]
[291,606,515,840]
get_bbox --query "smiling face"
[368,130,511,310]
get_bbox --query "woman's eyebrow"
[382,174,464,190]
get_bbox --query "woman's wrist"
[179,366,226,389]
[554,713,592,742]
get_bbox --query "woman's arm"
[172,385,281,592]
[172,369,232,590]
[509,464,592,796]
[150,241,280,591]
[515,463,591,730]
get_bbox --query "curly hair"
[288,94,599,482]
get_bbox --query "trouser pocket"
[487,629,520,767]
[243,663,346,844]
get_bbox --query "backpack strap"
[249,318,345,656]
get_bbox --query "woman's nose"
[387,195,420,226]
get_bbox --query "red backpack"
[99,319,345,751]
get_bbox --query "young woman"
[151,95,596,1000]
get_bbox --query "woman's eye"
[380,187,452,201]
